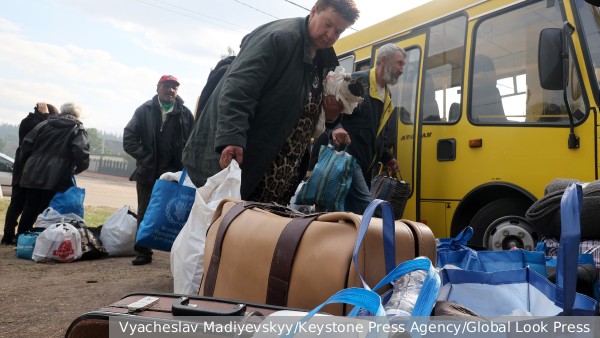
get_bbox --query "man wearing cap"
[123,75,194,265]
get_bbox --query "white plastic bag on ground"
[32,222,82,263]
[99,205,137,256]
[171,160,242,295]
[35,207,85,229]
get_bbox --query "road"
[76,172,137,210]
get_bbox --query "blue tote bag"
[296,145,356,211]
[437,226,547,276]
[437,183,598,316]
[136,169,195,252]
[49,175,85,218]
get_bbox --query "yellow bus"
[334,0,600,250]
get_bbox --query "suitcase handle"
[172,297,246,316]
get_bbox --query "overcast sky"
[0,0,431,134]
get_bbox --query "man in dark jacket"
[123,75,194,265]
[2,102,58,245]
[183,0,359,205]
[18,102,90,235]
[331,43,406,214]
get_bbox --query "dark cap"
[158,75,180,86]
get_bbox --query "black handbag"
[370,164,410,219]
[70,220,108,260]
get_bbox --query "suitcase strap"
[203,203,247,297]
[266,215,318,306]
[203,202,317,303]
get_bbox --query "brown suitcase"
[65,292,293,338]
[200,199,436,315]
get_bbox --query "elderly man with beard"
[329,43,407,214]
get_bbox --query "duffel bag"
[200,198,436,315]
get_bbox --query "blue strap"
[352,199,396,289]
[557,183,582,314]
[437,226,485,271]
[536,241,547,254]
[281,288,385,338]
[436,226,473,252]
[178,168,188,186]
[306,287,385,318]
[367,257,440,316]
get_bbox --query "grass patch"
[84,205,118,227]
[0,198,117,234]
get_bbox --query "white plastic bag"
[159,170,196,187]
[323,67,364,115]
[99,205,137,256]
[171,160,242,294]
[35,207,85,229]
[32,222,82,263]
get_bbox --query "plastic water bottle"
[383,269,427,316]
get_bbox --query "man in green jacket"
[183,0,359,204]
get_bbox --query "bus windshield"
[577,0,600,95]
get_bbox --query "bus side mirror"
[538,28,563,90]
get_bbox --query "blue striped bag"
[296,145,356,211]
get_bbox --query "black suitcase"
[65,292,299,338]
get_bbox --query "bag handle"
[437,226,473,251]
[178,168,188,186]
[203,201,318,298]
[376,161,405,182]
[279,288,385,338]
[355,257,440,316]
[557,183,582,314]
[436,226,483,270]
[203,202,247,297]
[352,199,396,289]
[307,287,385,317]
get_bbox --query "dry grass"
[0,198,116,235]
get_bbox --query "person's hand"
[322,95,344,122]
[36,102,49,114]
[331,128,351,146]
[386,158,399,173]
[219,145,244,168]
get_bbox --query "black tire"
[469,198,531,248]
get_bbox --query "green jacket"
[183,16,339,198]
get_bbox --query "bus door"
[375,35,426,228]
[390,15,468,238]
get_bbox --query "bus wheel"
[469,198,533,249]
[483,216,539,251]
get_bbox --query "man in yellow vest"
[331,43,406,214]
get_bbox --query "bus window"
[470,0,584,125]
[355,59,371,71]
[424,16,467,123]
[396,48,422,125]
[337,55,355,73]
[577,0,600,94]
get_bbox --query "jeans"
[344,165,374,215]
